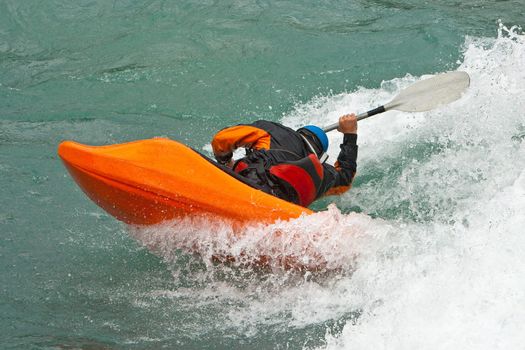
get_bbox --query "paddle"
[322,71,471,132]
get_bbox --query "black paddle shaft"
[322,105,386,132]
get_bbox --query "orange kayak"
[58,138,312,226]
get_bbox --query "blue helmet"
[301,125,329,153]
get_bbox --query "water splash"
[317,23,525,350]
[129,205,381,273]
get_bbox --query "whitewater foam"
[316,22,525,350]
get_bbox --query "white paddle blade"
[386,71,470,112]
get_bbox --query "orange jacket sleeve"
[211,125,271,162]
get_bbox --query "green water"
[1,1,524,349]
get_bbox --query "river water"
[1,1,524,349]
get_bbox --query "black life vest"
[234,152,324,207]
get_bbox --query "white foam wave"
[316,22,525,350]
[129,205,385,272]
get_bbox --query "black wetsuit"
[212,120,358,206]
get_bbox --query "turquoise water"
[1,1,524,349]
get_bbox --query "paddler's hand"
[337,114,358,134]
[216,156,234,168]
[225,159,234,168]
[215,152,233,167]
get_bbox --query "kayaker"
[211,114,358,207]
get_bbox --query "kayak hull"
[58,138,312,226]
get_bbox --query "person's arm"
[211,125,271,165]
[319,114,358,196]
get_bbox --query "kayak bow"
[58,138,312,226]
